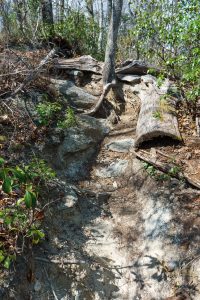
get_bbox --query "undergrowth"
[0,157,55,269]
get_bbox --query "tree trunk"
[102,0,123,86]
[107,0,112,24]
[41,0,54,29]
[85,0,94,18]
[98,0,103,53]
[60,0,65,22]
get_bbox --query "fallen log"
[54,55,103,74]
[116,60,162,75]
[133,76,182,147]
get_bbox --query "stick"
[133,150,200,189]
[44,267,59,300]
[2,49,56,101]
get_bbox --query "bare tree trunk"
[98,0,103,53]
[103,0,123,85]
[60,0,65,22]
[107,0,112,24]
[83,0,123,116]
[85,0,94,18]
[41,0,54,27]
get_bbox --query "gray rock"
[51,79,98,109]
[96,160,129,178]
[105,138,135,153]
[117,74,141,83]
[61,189,78,209]
[141,74,157,84]
[55,116,109,180]
[34,280,42,292]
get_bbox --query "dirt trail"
[3,97,200,300]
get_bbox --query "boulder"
[50,79,98,109]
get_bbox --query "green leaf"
[24,191,37,208]
[3,256,11,269]
[0,157,5,166]
[0,251,5,263]
[12,167,26,183]
[2,177,12,194]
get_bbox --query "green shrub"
[36,101,61,126]
[57,107,77,129]
[0,157,55,269]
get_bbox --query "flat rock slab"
[116,74,141,83]
[96,159,129,178]
[105,138,135,153]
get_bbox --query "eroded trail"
[3,89,200,300]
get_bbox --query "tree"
[85,0,123,115]
[41,0,54,27]
[103,0,123,86]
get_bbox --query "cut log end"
[135,130,182,148]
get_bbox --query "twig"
[44,267,59,300]
[133,149,200,189]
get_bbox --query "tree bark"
[102,0,123,86]
[41,0,54,29]
[98,0,103,53]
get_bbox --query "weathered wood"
[133,77,182,147]
[54,55,103,74]
[116,60,148,75]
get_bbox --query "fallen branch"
[2,48,56,101]
[133,149,200,189]
[13,49,56,96]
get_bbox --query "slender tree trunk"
[41,0,54,25]
[60,0,65,22]
[98,0,103,53]
[107,0,112,24]
[85,0,94,18]
[103,0,123,85]
[83,0,123,116]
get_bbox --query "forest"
[0,1,200,299]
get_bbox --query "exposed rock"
[96,159,129,178]
[50,79,98,109]
[34,280,42,292]
[105,138,135,152]
[55,116,110,180]
[116,74,141,83]
[59,188,78,209]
